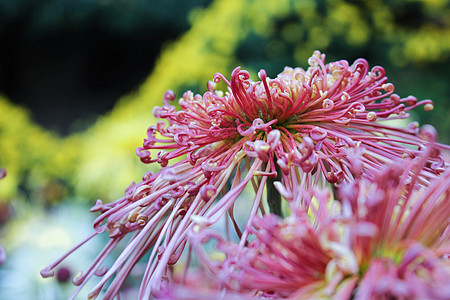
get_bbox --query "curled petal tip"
[152,105,162,118]
[419,124,438,142]
[89,199,104,212]
[273,181,293,200]
[322,99,334,111]
[94,265,108,277]
[200,184,217,202]
[310,127,327,141]
[72,271,85,286]
[382,83,395,93]
[93,224,107,234]
[366,111,377,122]
[258,69,267,80]
[424,103,434,111]
[163,90,175,102]
[40,267,55,278]
[88,291,100,300]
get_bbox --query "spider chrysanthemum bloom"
[188,202,346,299]
[41,52,446,299]
[190,136,450,299]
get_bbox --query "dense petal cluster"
[189,208,342,298]
[190,141,450,299]
[41,52,447,299]
[139,51,443,184]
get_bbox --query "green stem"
[266,162,282,217]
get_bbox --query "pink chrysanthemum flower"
[41,52,446,299]
[190,133,450,299]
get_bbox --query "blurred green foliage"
[0,0,449,207]
[0,96,79,203]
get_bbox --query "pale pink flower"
[189,188,357,299]
[190,136,450,299]
[41,52,446,298]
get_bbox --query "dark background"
[0,0,212,134]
